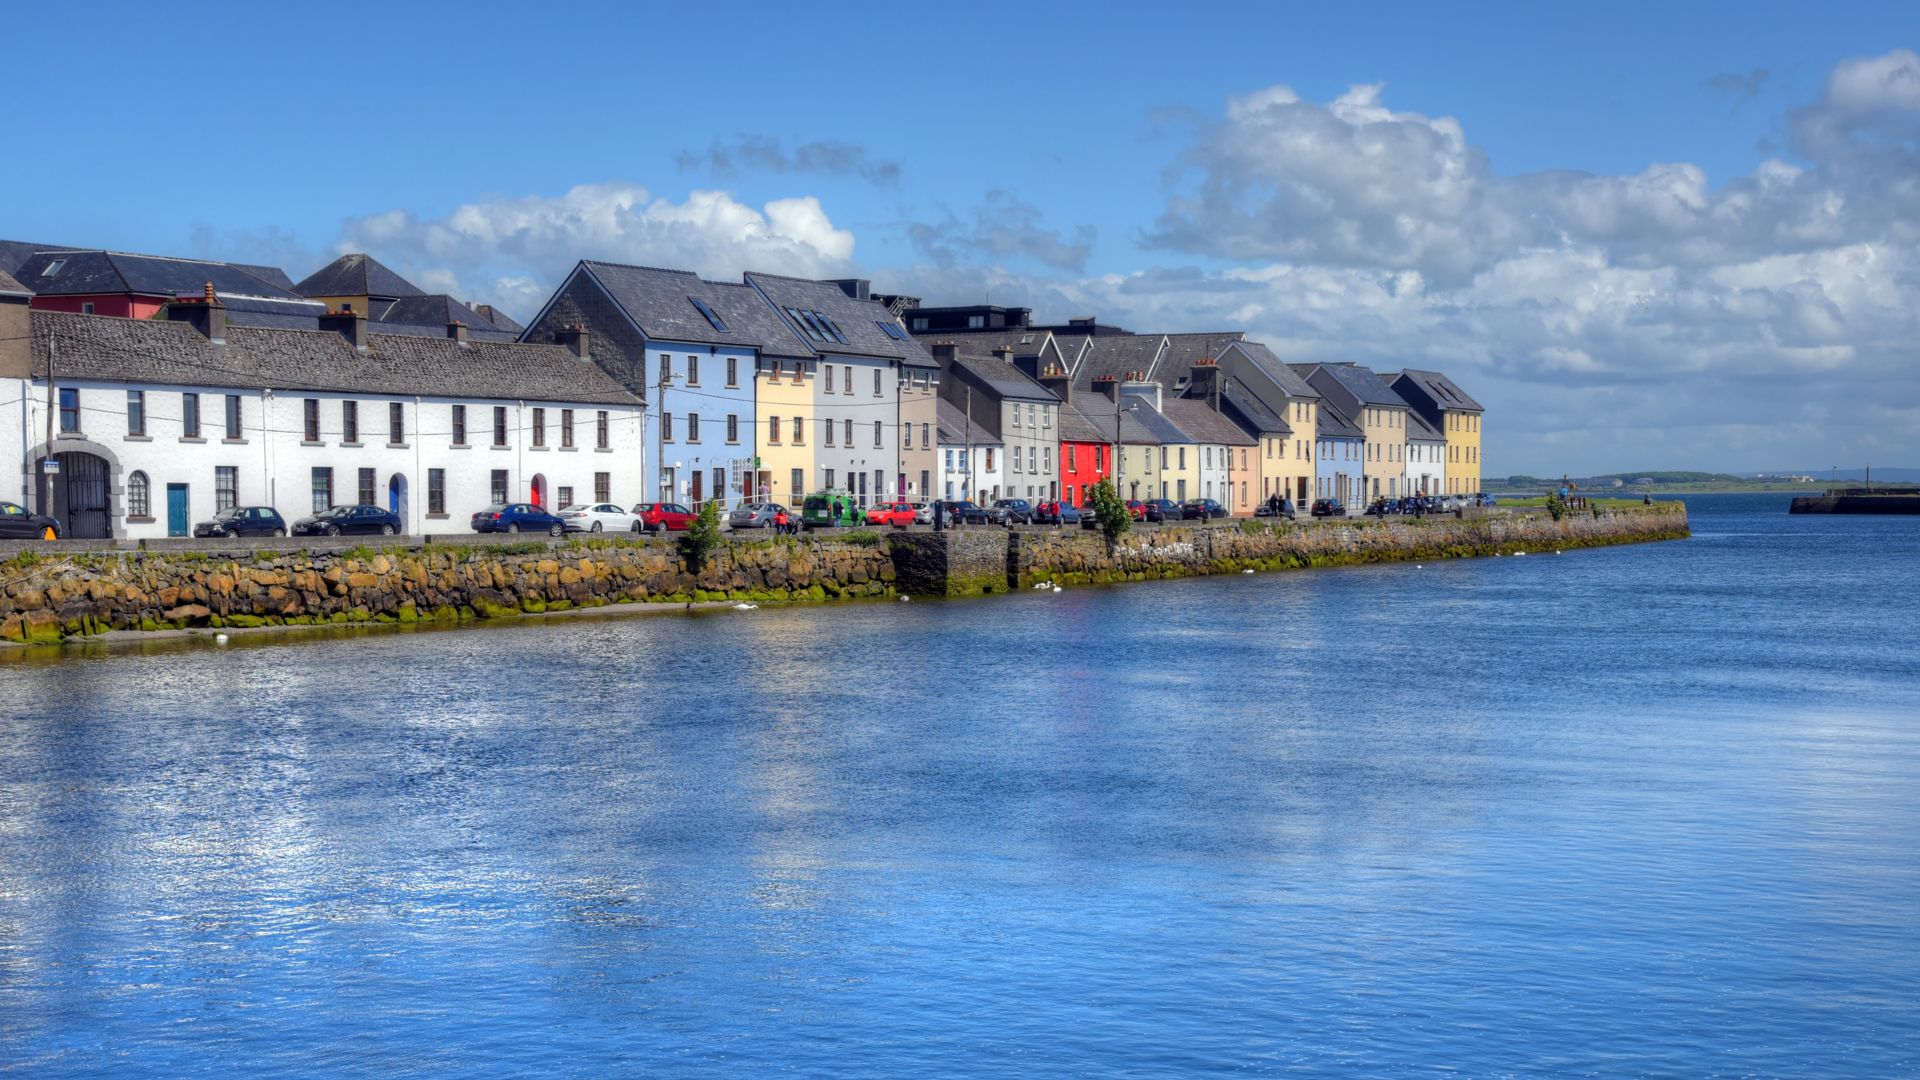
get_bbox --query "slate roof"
[28,310,639,406]
[1396,368,1484,413]
[1296,361,1405,409]
[1126,402,1193,445]
[1198,377,1291,437]
[1071,333,1166,390]
[745,271,937,368]
[1315,400,1365,440]
[1159,331,1246,371]
[1061,398,1160,445]
[936,397,1001,446]
[1,239,78,275]
[370,294,519,341]
[912,327,1059,365]
[13,249,312,302]
[469,303,524,335]
[1161,397,1257,446]
[943,350,1060,404]
[1221,340,1320,400]
[580,261,813,358]
[292,253,425,300]
[221,295,330,331]
[0,269,29,297]
[1405,408,1445,442]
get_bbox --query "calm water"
[1,494,1915,1077]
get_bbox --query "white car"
[912,500,934,525]
[557,502,642,533]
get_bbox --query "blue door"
[166,484,189,537]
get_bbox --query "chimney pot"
[165,288,227,342]
[447,321,469,343]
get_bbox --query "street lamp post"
[655,368,681,504]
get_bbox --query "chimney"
[0,273,31,381]
[1038,364,1071,403]
[447,320,469,344]
[555,324,591,360]
[1186,359,1222,406]
[164,281,228,342]
[991,345,1014,364]
[929,342,959,364]
[1122,376,1162,411]
[827,278,872,300]
[1093,375,1121,402]
[319,304,369,350]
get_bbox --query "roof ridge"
[584,259,702,278]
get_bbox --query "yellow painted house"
[753,354,815,506]
[1389,370,1485,496]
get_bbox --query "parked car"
[0,500,60,540]
[1181,499,1228,520]
[1032,501,1083,526]
[987,498,1034,525]
[633,502,696,533]
[1124,499,1149,521]
[471,503,565,535]
[799,491,862,529]
[912,501,934,525]
[1310,498,1346,518]
[1475,492,1498,507]
[1141,498,1181,523]
[728,503,790,530]
[939,500,990,525]
[866,501,917,528]
[193,505,287,538]
[559,502,642,533]
[294,504,403,537]
[1255,498,1296,521]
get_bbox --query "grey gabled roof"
[292,253,425,300]
[1061,398,1160,445]
[1160,331,1246,366]
[1198,377,1290,437]
[220,295,329,331]
[371,294,519,341]
[1396,368,1485,413]
[1071,333,1166,390]
[1161,397,1257,446]
[14,249,312,302]
[0,269,29,297]
[943,349,1060,404]
[1298,361,1405,409]
[1316,399,1365,440]
[745,271,937,368]
[469,303,524,335]
[0,239,79,275]
[1221,340,1319,400]
[936,397,1001,446]
[28,310,639,406]
[1405,408,1444,442]
[1127,403,1192,445]
[912,326,1059,363]
[579,261,812,358]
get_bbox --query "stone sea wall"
[0,506,1687,644]
[0,535,895,645]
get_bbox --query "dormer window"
[42,258,65,277]
[689,296,729,332]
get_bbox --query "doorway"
[690,470,704,508]
[530,473,547,508]
[388,473,409,527]
[166,483,189,537]
[56,451,113,539]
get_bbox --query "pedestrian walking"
[774,506,789,534]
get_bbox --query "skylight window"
[788,307,826,341]
[689,296,728,332]
[42,258,65,277]
[817,313,850,345]
[875,320,907,341]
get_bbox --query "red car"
[865,501,917,528]
[632,502,695,533]
[1125,500,1148,521]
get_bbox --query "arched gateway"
[27,437,123,539]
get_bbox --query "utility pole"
[964,382,974,503]
[42,336,56,517]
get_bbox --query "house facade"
[1404,409,1446,496]
[2,295,643,539]
[1313,401,1366,511]
[1213,341,1319,507]
[1295,362,1411,502]
[935,397,1003,502]
[931,343,1060,504]
[1390,369,1484,496]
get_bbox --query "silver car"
[727,502,789,529]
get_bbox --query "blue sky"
[4,0,1917,474]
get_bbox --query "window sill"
[387,442,409,450]
[223,438,248,445]
[179,436,206,444]
[126,516,155,524]
[490,444,511,450]
[301,440,325,448]
[341,441,362,449]
[426,513,450,520]
[125,435,152,442]
[725,440,740,446]
[594,447,613,453]
[530,445,550,452]
[450,443,469,449]
[560,446,578,452]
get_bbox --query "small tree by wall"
[1086,478,1131,544]
[680,500,724,572]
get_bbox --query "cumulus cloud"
[335,181,856,316]
[677,135,901,186]
[909,190,1096,272]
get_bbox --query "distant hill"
[1492,467,1919,489]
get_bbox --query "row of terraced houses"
[0,240,1482,539]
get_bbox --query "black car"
[193,506,288,538]
[0,500,60,540]
[1310,498,1347,518]
[937,500,990,525]
[292,504,403,537]
[1255,498,1297,521]
[987,498,1033,525]
[1181,499,1228,520]
[1141,498,1181,523]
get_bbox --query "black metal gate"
[59,452,111,538]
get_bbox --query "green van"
[800,489,862,529]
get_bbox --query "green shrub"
[1545,493,1569,521]
[1085,478,1131,543]
[679,500,724,571]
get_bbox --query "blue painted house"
[521,260,809,509]
[1313,400,1366,512]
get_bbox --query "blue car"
[471,503,566,535]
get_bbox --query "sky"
[4,0,1917,476]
